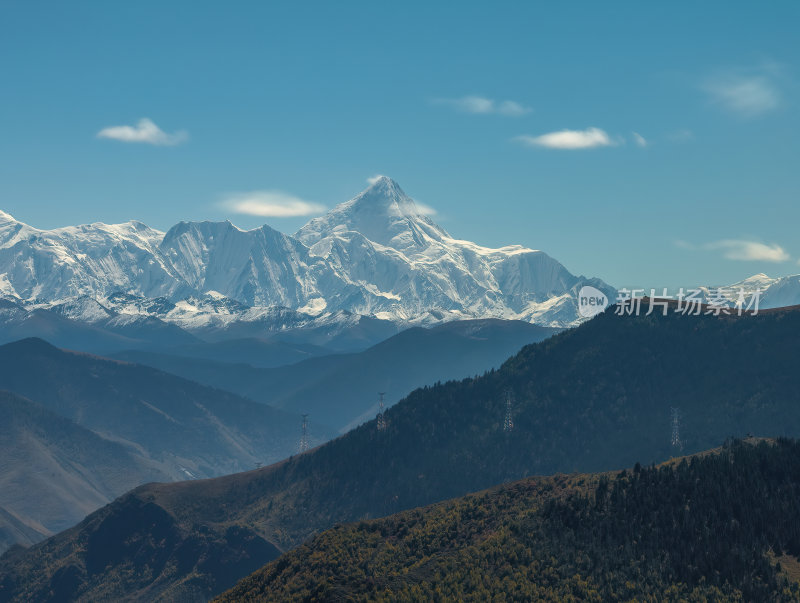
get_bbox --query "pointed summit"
[0,209,16,223]
[366,174,396,188]
[296,177,448,249]
[328,175,418,220]
[363,174,405,197]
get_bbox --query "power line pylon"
[376,392,387,432]
[503,389,514,432]
[299,413,309,452]
[670,407,682,451]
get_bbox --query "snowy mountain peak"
[296,177,449,249]
[363,175,408,200]
[0,210,16,223]
[728,273,777,290]
[355,176,422,217]
[0,180,616,327]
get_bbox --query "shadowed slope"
[4,307,800,601]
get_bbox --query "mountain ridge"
[111,318,560,432]
[0,177,614,327]
[5,305,800,600]
[0,389,171,555]
[217,438,800,602]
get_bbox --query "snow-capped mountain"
[298,177,611,321]
[700,273,800,310]
[754,274,800,309]
[658,272,800,313]
[0,178,614,329]
[0,209,179,300]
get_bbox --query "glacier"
[0,178,616,332]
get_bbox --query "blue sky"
[1,1,798,289]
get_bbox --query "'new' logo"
[577,286,608,318]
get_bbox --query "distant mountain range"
[0,318,554,554]
[5,305,800,601]
[0,177,614,330]
[112,319,560,432]
[5,177,800,356]
[0,294,400,355]
[0,338,332,555]
[0,390,167,552]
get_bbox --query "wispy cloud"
[514,127,614,150]
[367,175,386,185]
[97,118,188,146]
[703,66,782,117]
[221,191,325,218]
[667,128,694,143]
[709,240,789,262]
[433,95,531,117]
[677,239,789,262]
[632,132,648,148]
[413,201,437,216]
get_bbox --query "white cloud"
[677,239,790,262]
[632,132,648,147]
[495,100,531,117]
[704,69,781,117]
[414,201,437,216]
[96,118,188,146]
[367,175,386,185]
[515,127,614,150]
[707,239,789,262]
[222,191,326,218]
[433,95,531,117]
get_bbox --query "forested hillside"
[3,307,800,601]
[220,439,800,601]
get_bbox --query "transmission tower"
[670,407,682,451]
[376,392,387,432]
[503,390,514,432]
[299,413,309,452]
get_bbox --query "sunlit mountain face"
[0,178,614,331]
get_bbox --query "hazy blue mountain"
[0,507,44,559]
[0,338,333,480]
[0,295,399,358]
[0,297,199,354]
[0,390,170,555]
[114,319,560,431]
[161,337,332,368]
[4,306,800,601]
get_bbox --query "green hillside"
[219,439,800,602]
